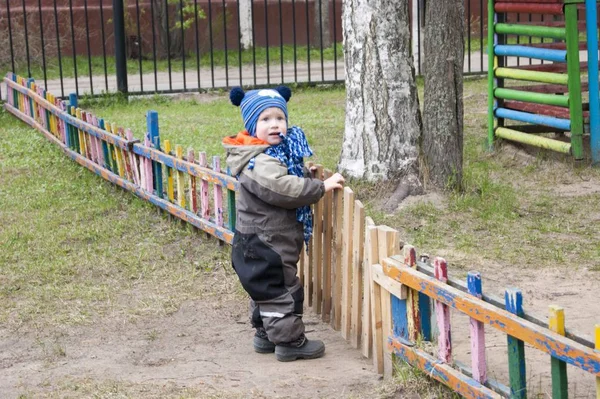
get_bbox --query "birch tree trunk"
[239,0,254,49]
[422,0,464,189]
[340,0,422,197]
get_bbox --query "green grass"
[1,43,344,82]
[0,108,234,330]
[78,85,346,172]
[375,79,600,270]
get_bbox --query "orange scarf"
[222,130,269,146]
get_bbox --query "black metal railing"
[1,0,492,100]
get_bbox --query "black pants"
[232,228,305,345]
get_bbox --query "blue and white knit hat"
[230,86,292,136]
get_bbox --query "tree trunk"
[339,0,422,195]
[153,0,183,58]
[239,0,254,49]
[422,0,464,190]
[314,0,331,49]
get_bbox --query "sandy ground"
[1,296,383,398]
[2,249,597,398]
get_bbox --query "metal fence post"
[113,0,128,95]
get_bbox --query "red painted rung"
[526,42,588,51]
[495,0,562,2]
[509,21,589,29]
[495,3,564,15]
[504,100,590,121]
[507,82,590,94]
[517,62,588,73]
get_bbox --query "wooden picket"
[4,72,600,399]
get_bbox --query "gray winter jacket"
[223,131,325,306]
[223,132,325,236]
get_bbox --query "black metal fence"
[1,0,490,99]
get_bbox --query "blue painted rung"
[495,108,571,131]
[495,45,567,63]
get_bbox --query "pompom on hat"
[230,86,292,136]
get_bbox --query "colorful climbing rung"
[495,3,564,15]
[495,23,566,40]
[495,108,571,131]
[494,45,567,62]
[496,127,572,154]
[503,101,589,122]
[495,68,569,85]
[494,88,569,107]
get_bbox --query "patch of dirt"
[549,180,600,197]
[0,297,383,398]
[170,92,227,103]
[393,192,446,213]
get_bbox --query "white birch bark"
[239,0,254,49]
[411,0,420,72]
[340,0,422,187]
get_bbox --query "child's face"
[255,107,287,145]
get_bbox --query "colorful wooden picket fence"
[3,72,599,398]
[3,72,236,244]
[301,195,600,398]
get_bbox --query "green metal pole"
[564,3,584,160]
[488,0,495,151]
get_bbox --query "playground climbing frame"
[488,0,600,163]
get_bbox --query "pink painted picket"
[404,245,421,341]
[199,152,210,219]
[188,149,198,215]
[144,135,154,193]
[213,156,224,228]
[434,257,452,363]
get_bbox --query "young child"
[222,86,344,362]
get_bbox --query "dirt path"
[4,262,596,398]
[1,296,383,398]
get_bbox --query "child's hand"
[323,173,345,192]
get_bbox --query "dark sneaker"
[275,334,325,362]
[253,328,275,353]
